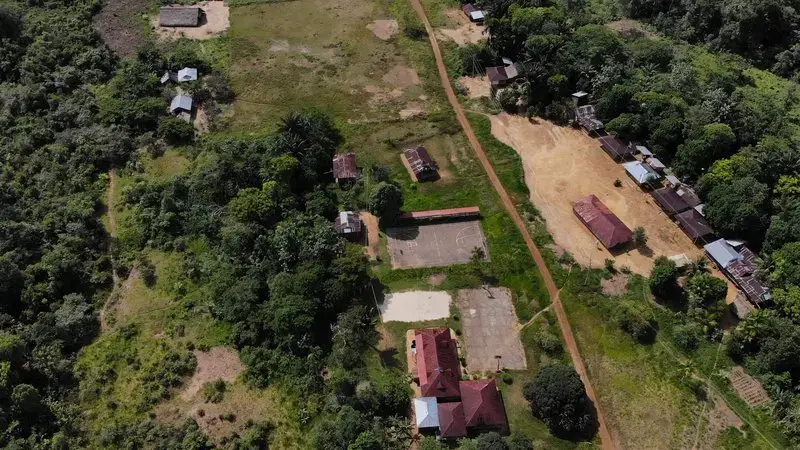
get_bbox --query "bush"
[157,116,195,145]
[523,364,596,437]
[202,379,226,403]
[535,331,563,356]
[672,321,704,351]
[137,254,156,287]
[404,24,428,40]
[501,373,514,384]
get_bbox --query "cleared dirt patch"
[456,287,526,371]
[383,65,421,89]
[93,0,149,56]
[601,273,630,296]
[437,23,486,45]
[386,220,488,269]
[489,113,705,275]
[360,211,380,260]
[367,19,399,40]
[458,76,490,98]
[427,273,447,286]
[153,1,230,41]
[379,291,452,322]
[180,347,245,401]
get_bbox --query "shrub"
[403,24,427,40]
[672,322,704,352]
[202,379,226,403]
[604,258,616,273]
[614,178,622,187]
[157,116,195,145]
[535,331,563,356]
[501,373,513,384]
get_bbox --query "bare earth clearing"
[459,76,491,98]
[379,291,452,322]
[489,113,705,275]
[436,8,486,45]
[180,347,245,401]
[92,0,148,56]
[153,1,230,41]
[366,19,399,40]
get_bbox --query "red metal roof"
[572,195,632,248]
[416,328,461,398]
[399,206,480,221]
[459,379,508,429]
[332,153,358,180]
[437,402,468,438]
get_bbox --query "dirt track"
[407,0,615,447]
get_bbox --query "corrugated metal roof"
[177,67,198,82]
[399,206,480,221]
[651,187,691,215]
[623,161,660,184]
[704,239,742,269]
[404,146,438,180]
[599,136,630,159]
[169,94,193,113]
[676,208,714,240]
[573,194,632,248]
[460,379,507,429]
[438,402,467,437]
[159,7,201,27]
[334,211,361,234]
[332,153,358,180]
[416,328,461,398]
[414,397,440,429]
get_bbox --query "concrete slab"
[456,287,526,371]
[386,219,488,269]
[379,291,452,322]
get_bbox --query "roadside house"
[574,104,604,134]
[623,161,660,187]
[334,211,362,241]
[159,7,202,27]
[572,194,633,249]
[462,4,485,23]
[486,64,518,88]
[675,208,714,243]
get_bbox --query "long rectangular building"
[572,194,632,249]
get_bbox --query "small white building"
[623,161,660,186]
[414,397,440,430]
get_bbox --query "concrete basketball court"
[386,220,489,269]
[456,287,526,371]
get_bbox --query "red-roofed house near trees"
[414,328,461,400]
[572,194,632,249]
[459,379,508,434]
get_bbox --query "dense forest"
[454,0,800,444]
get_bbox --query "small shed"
[404,146,439,181]
[334,211,362,241]
[332,153,359,183]
[486,65,518,87]
[675,209,714,242]
[651,187,690,216]
[598,136,630,161]
[462,4,485,22]
[631,144,653,158]
[414,397,440,430]
[169,94,193,114]
[648,157,666,173]
[665,174,681,187]
[159,7,202,27]
[623,161,660,186]
[177,67,198,82]
[694,204,706,217]
[573,194,632,249]
[571,91,589,107]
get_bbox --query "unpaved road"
[407,0,615,447]
[99,170,120,330]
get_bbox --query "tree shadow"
[378,347,402,369]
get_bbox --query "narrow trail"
[99,170,120,330]
[407,1,615,448]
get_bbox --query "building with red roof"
[460,379,508,433]
[437,402,468,438]
[414,328,461,399]
[572,194,632,249]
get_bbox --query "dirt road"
[407,1,616,447]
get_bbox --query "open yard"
[379,290,452,322]
[386,219,488,268]
[489,113,706,275]
[456,288,526,372]
[227,0,433,130]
